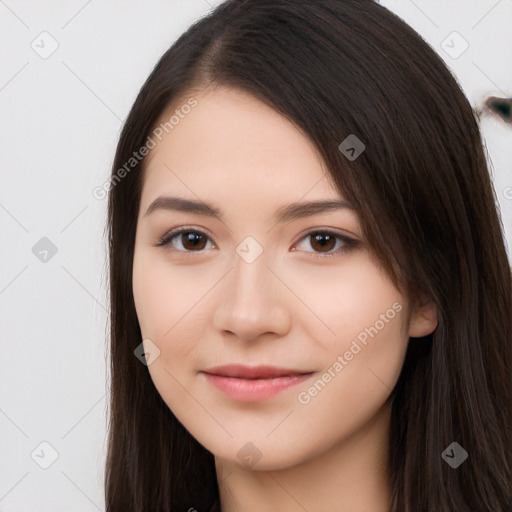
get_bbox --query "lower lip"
[202,372,314,402]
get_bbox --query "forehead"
[140,86,343,214]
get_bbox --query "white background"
[0,1,511,510]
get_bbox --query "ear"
[408,294,438,338]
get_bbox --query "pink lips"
[201,364,314,402]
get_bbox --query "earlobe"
[408,296,438,338]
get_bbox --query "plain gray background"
[0,1,511,510]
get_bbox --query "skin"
[132,86,438,512]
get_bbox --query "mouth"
[200,364,316,402]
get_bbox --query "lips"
[202,364,311,379]
[200,364,315,402]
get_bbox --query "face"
[132,86,437,470]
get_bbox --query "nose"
[212,248,292,343]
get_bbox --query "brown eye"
[179,232,209,251]
[294,230,359,258]
[156,227,359,258]
[309,233,337,253]
[156,228,215,253]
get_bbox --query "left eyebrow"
[143,196,356,223]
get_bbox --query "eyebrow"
[144,196,355,224]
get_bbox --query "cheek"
[288,254,407,349]
[292,304,408,462]
[328,307,408,395]
[133,250,194,334]
[132,251,207,419]
[292,258,408,407]
[132,250,215,364]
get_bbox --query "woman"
[103,0,512,510]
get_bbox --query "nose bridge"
[231,246,271,306]
[231,234,274,301]
[213,239,291,340]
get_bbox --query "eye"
[156,226,215,253]
[293,230,359,258]
[155,227,360,258]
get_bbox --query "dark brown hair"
[104,1,512,510]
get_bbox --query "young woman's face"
[132,86,436,470]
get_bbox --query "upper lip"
[202,364,313,379]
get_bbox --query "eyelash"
[155,226,360,259]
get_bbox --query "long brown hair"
[104,1,512,510]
